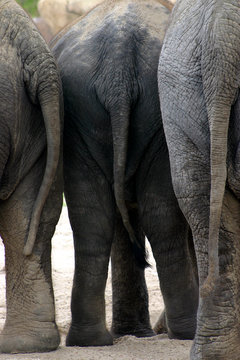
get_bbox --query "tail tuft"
[131,241,150,269]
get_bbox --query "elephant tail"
[200,105,229,297]
[23,85,62,256]
[200,3,240,296]
[110,106,149,269]
[3,0,62,256]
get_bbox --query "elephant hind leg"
[0,158,62,353]
[111,209,155,339]
[190,189,240,360]
[64,149,114,347]
[136,138,199,341]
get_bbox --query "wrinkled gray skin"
[0,0,63,354]
[158,0,240,358]
[52,0,198,347]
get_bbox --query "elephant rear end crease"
[0,0,63,354]
[51,0,198,347]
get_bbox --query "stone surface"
[33,17,53,43]
[37,0,102,34]
[37,0,176,35]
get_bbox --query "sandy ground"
[0,206,191,360]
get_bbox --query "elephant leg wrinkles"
[190,190,240,360]
[0,156,62,353]
[164,120,240,358]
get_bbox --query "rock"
[37,0,176,36]
[33,17,54,43]
[37,0,102,34]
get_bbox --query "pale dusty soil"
[0,206,191,360]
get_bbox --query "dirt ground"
[0,206,192,360]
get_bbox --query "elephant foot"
[66,323,113,347]
[190,278,240,359]
[154,310,195,340]
[191,336,240,360]
[0,322,60,353]
[167,324,195,340]
[111,325,155,339]
[153,310,168,335]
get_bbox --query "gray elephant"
[0,0,63,354]
[158,0,240,359]
[51,0,198,347]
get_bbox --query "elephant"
[158,0,240,358]
[0,0,63,354]
[51,0,198,347]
